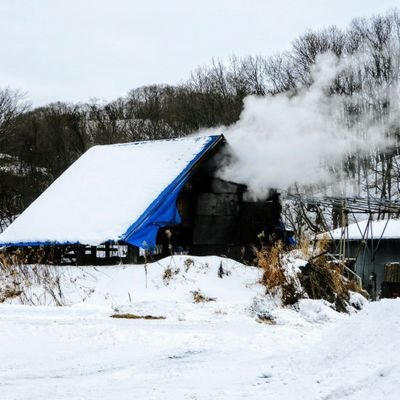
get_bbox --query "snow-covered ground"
[0,256,398,399]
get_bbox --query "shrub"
[254,242,302,306]
[255,238,367,312]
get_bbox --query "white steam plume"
[214,53,398,199]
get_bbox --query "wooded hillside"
[1,10,400,231]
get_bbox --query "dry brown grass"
[0,285,23,302]
[299,256,366,312]
[254,242,301,306]
[345,276,368,297]
[192,290,216,303]
[256,313,276,325]
[162,267,173,281]
[299,236,362,311]
[184,258,194,272]
[0,249,65,305]
[255,236,367,312]
[162,265,180,283]
[255,241,286,290]
[310,235,365,301]
[110,313,166,320]
[299,235,312,258]
[317,234,331,254]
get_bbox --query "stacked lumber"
[384,263,400,283]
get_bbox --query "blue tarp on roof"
[121,135,223,248]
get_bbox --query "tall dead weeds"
[299,235,366,311]
[254,236,367,312]
[254,241,301,306]
[0,250,65,305]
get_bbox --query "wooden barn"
[0,135,284,265]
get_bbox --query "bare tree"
[0,88,29,147]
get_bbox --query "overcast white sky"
[0,0,399,106]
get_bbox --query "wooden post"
[90,246,97,264]
[76,245,85,265]
[126,244,139,264]
[105,243,110,263]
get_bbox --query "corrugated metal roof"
[328,219,400,240]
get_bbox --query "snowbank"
[0,255,398,399]
[4,255,353,325]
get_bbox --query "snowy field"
[0,256,399,399]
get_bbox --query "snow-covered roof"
[328,218,400,240]
[0,135,224,248]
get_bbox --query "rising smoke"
[214,52,398,199]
